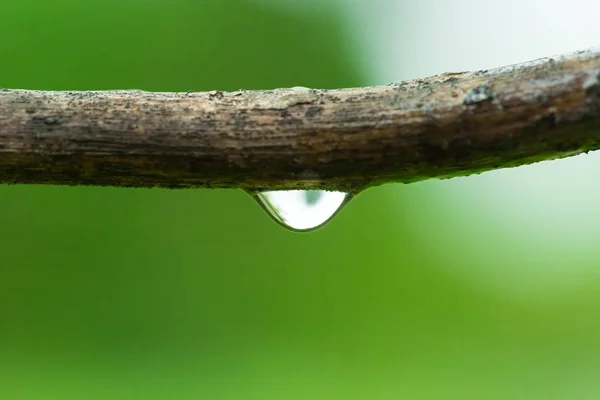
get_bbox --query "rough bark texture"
[2,47,600,193]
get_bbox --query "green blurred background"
[3,0,600,398]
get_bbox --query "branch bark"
[2,47,600,193]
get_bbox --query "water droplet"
[253,190,351,231]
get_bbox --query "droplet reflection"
[255,190,350,231]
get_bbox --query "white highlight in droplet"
[256,190,349,231]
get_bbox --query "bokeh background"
[2,0,600,398]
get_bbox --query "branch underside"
[2,47,600,192]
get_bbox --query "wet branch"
[2,47,600,192]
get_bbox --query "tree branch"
[2,47,600,192]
